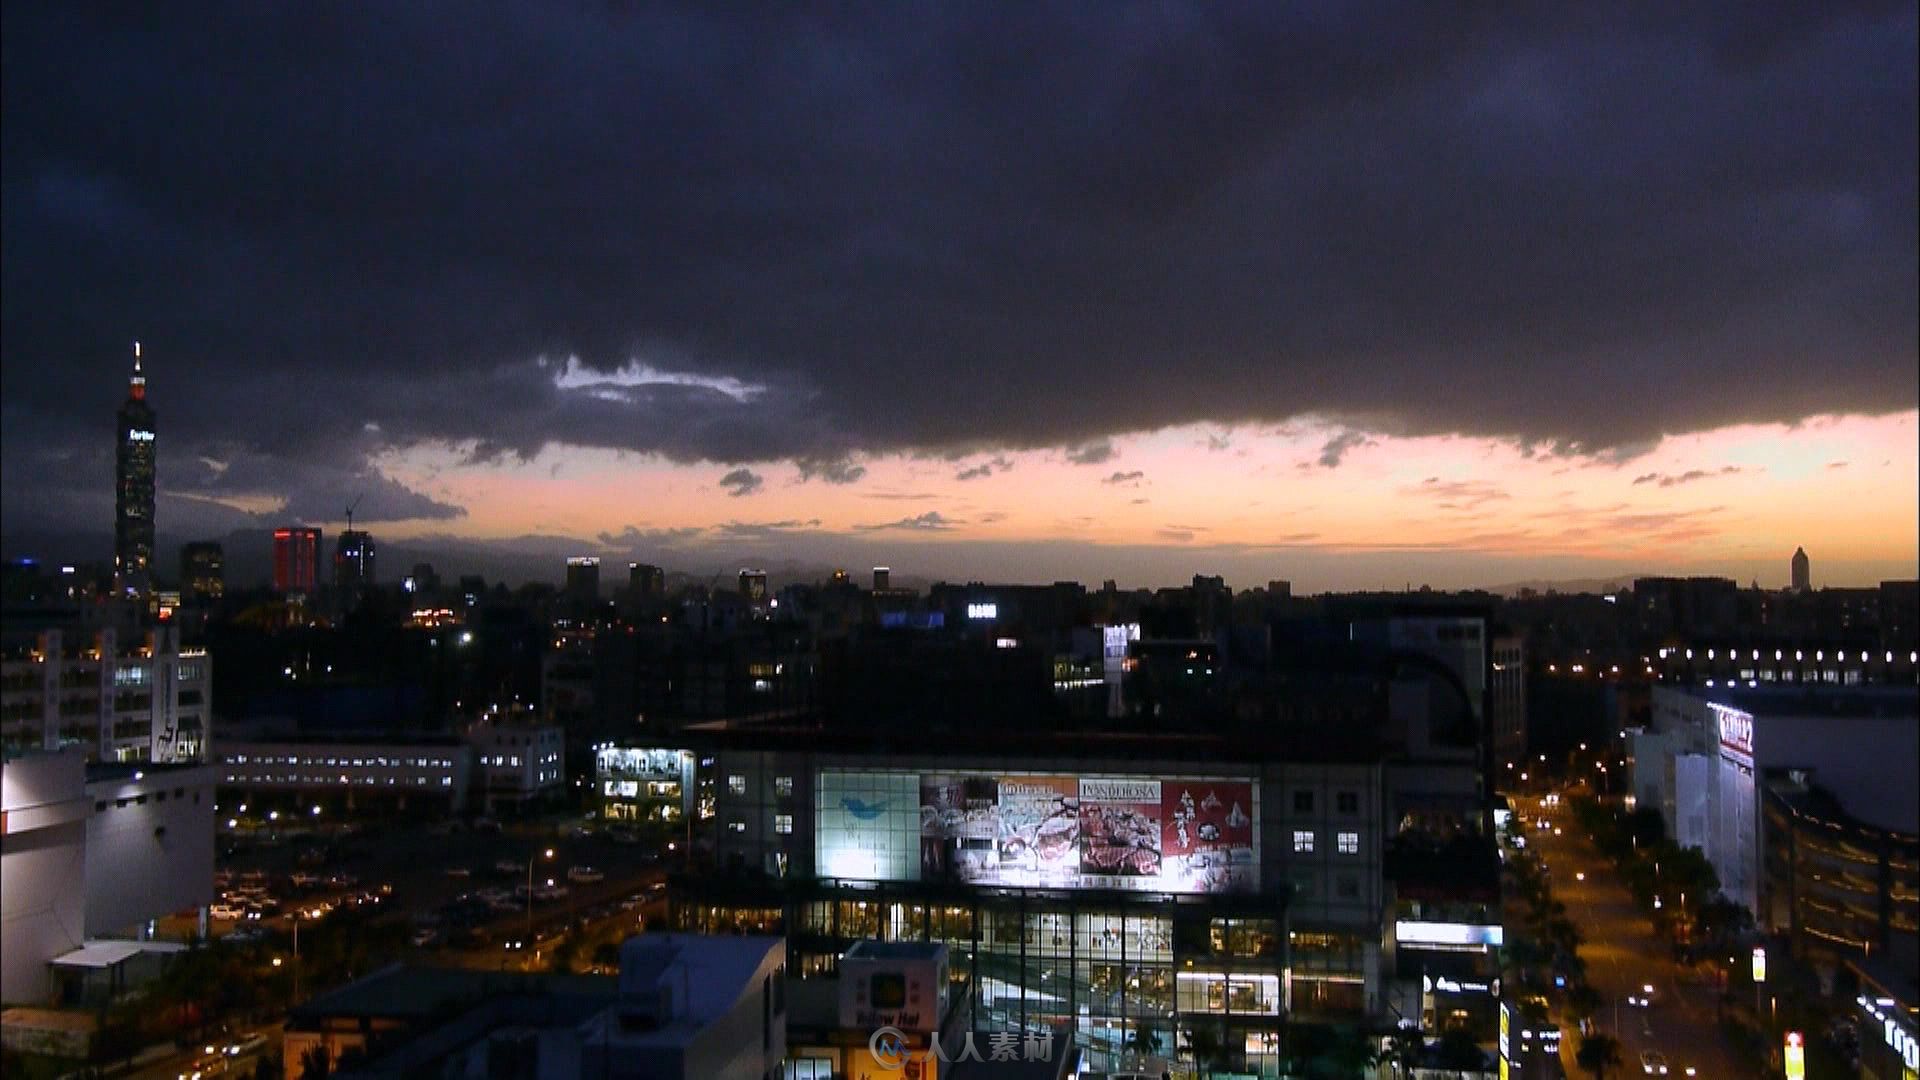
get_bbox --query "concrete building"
[595,745,694,825]
[0,627,211,764]
[274,527,322,595]
[466,717,565,810]
[179,542,224,605]
[1,750,216,1005]
[213,734,474,812]
[1791,547,1811,593]
[334,530,375,593]
[280,935,787,1080]
[1490,633,1526,780]
[1630,685,1920,931]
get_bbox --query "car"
[410,928,440,947]
[494,859,523,876]
[289,872,320,889]
[1627,983,1659,1008]
[209,904,246,921]
[444,866,472,878]
[566,866,604,884]
[533,883,570,901]
[324,873,358,889]
[1640,1050,1670,1075]
[224,1034,270,1059]
[647,879,668,894]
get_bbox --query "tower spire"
[130,341,146,398]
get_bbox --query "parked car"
[1640,1050,1670,1075]
[566,866,604,884]
[494,859,523,876]
[533,883,570,901]
[289,872,320,889]
[444,866,472,878]
[209,904,246,921]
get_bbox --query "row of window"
[727,774,797,796]
[227,753,457,768]
[224,772,454,787]
[1291,830,1363,855]
[93,786,197,811]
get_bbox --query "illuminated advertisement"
[822,769,1256,893]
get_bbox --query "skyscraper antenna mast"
[346,493,363,533]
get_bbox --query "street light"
[527,847,556,960]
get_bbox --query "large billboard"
[895,771,1256,893]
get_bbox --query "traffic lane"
[1530,800,1735,1079]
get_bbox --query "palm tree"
[1575,1032,1623,1079]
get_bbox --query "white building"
[0,627,211,764]
[578,935,787,1080]
[467,719,565,810]
[214,736,474,810]
[1,750,216,1004]
[1631,685,1920,920]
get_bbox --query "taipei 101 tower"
[115,341,157,602]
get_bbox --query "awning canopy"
[51,940,185,970]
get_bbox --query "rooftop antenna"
[345,493,363,533]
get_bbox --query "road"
[1523,795,1737,1079]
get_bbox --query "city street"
[1524,796,1738,1079]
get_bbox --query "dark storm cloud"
[2,3,1915,529]
[718,468,764,497]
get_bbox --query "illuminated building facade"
[334,529,375,592]
[273,527,322,594]
[179,541,224,604]
[113,344,157,603]
[0,627,211,764]
[662,726,1424,1076]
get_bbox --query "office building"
[1,750,217,1005]
[1791,547,1811,593]
[0,627,211,764]
[596,746,695,825]
[213,733,476,812]
[113,344,157,603]
[630,563,666,598]
[274,527,323,594]
[1630,684,1919,934]
[466,716,566,810]
[872,567,890,592]
[179,541,224,604]
[334,529,375,592]
[740,569,769,604]
[566,556,602,612]
[1490,633,1526,779]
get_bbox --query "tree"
[1433,1027,1486,1074]
[1186,1021,1228,1078]
[1576,1033,1623,1080]
[1382,1028,1424,1079]
[253,1053,286,1080]
[300,1043,331,1080]
[1566,983,1603,1026]
[1326,1027,1381,1079]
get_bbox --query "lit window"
[728,820,747,834]
[728,775,747,796]
[1292,830,1315,854]
[774,814,793,834]
[1337,831,1359,855]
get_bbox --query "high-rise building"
[566,557,601,607]
[738,568,767,602]
[872,566,891,591]
[114,343,157,603]
[1791,547,1811,593]
[628,563,665,598]
[335,529,375,591]
[180,541,224,604]
[273,527,322,594]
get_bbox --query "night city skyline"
[3,5,1916,593]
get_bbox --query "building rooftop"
[1686,683,1920,720]
[291,964,615,1023]
[583,934,783,1050]
[844,941,947,962]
